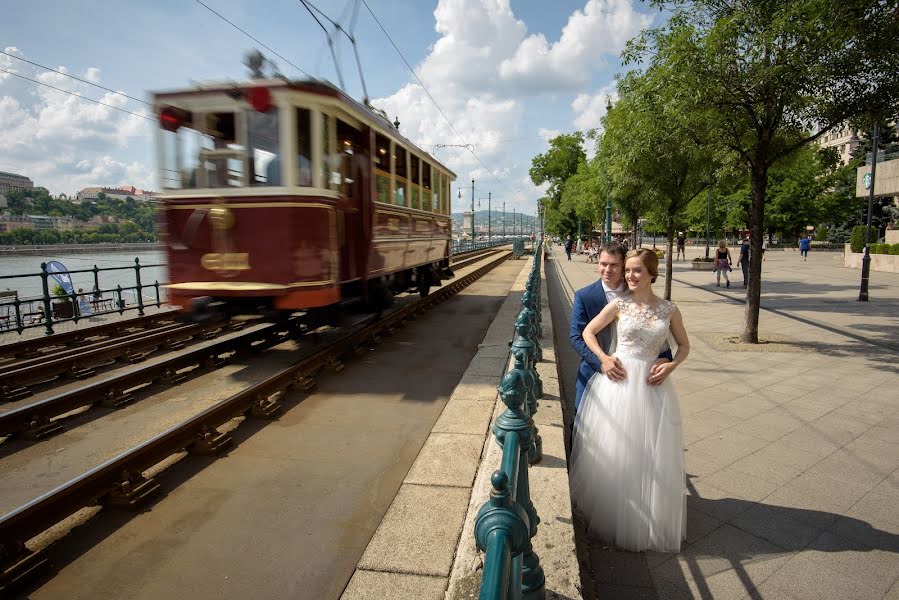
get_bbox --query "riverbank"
[0,243,162,256]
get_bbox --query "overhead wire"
[0,68,153,121]
[359,0,516,202]
[0,51,150,106]
[193,0,312,79]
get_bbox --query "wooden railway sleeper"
[190,425,231,455]
[205,353,228,369]
[100,388,135,409]
[250,393,281,419]
[21,414,64,440]
[0,540,48,595]
[104,469,161,509]
[291,374,317,392]
[163,337,186,351]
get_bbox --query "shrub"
[872,243,891,254]
[890,244,899,256]
[814,227,828,241]
[849,225,867,253]
[51,284,67,297]
[692,257,714,262]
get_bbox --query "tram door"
[335,118,366,281]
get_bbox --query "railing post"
[13,296,23,334]
[39,262,54,335]
[154,280,161,307]
[116,285,125,314]
[134,257,145,316]
[92,264,100,298]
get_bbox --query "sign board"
[863,172,872,190]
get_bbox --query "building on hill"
[76,186,158,203]
[0,171,34,194]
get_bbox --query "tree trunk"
[664,214,675,300]
[741,163,768,343]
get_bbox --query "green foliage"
[1,188,157,244]
[51,283,67,297]
[814,227,827,242]
[850,225,868,253]
[531,133,587,237]
[871,243,891,254]
[890,244,899,256]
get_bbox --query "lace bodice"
[614,296,676,360]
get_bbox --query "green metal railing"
[475,240,546,600]
[0,257,165,336]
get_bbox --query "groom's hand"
[601,355,626,381]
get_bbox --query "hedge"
[849,225,867,253]
[891,244,899,256]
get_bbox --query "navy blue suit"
[569,281,673,411]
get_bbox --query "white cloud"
[572,83,618,130]
[0,47,152,194]
[498,0,652,90]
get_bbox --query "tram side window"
[196,112,244,188]
[439,173,446,215]
[410,155,420,210]
[336,119,363,198]
[248,108,280,186]
[394,146,407,206]
[373,134,390,203]
[295,108,313,186]
[421,163,433,212]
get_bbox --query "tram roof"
[152,78,457,178]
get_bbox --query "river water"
[0,250,169,304]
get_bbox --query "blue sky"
[0,0,658,215]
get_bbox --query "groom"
[569,242,673,411]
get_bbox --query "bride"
[569,248,690,552]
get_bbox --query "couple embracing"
[568,242,691,553]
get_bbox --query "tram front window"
[248,108,280,186]
[159,110,246,189]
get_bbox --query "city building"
[816,126,861,166]
[0,171,34,194]
[76,186,158,203]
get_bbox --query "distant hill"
[451,210,537,234]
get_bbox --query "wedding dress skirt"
[570,356,687,552]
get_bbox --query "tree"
[628,0,899,341]
[600,67,717,299]
[530,133,586,237]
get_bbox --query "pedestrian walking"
[714,240,732,288]
[737,235,750,287]
[676,232,686,261]
[564,235,574,261]
[762,237,769,261]
[799,234,811,261]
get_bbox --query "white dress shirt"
[602,280,625,353]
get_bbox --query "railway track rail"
[0,312,180,361]
[0,249,512,592]
[0,319,256,403]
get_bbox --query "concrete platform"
[549,244,899,599]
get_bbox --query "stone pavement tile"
[729,502,824,551]
[697,467,780,503]
[807,411,878,446]
[685,506,723,544]
[589,545,656,588]
[827,514,899,554]
[649,525,792,598]
[729,453,802,487]
[762,472,871,530]
[760,554,883,600]
[802,530,899,595]
[594,583,660,599]
[431,400,495,435]
[673,377,721,397]
[844,436,899,476]
[775,426,847,459]
[844,395,899,419]
[887,580,899,600]
[847,489,899,529]
[760,382,824,404]
[679,388,730,416]
[451,374,500,402]
[857,423,899,445]
[754,439,829,471]
[714,395,780,421]
[683,430,769,476]
[463,355,514,378]
[340,570,447,600]
[735,408,807,442]
[686,481,756,523]
[683,409,744,445]
[357,484,470,577]
[403,433,485,488]
[708,378,771,398]
[805,453,888,492]
[779,397,844,423]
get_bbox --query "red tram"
[152,77,455,318]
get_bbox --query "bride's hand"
[647,360,675,386]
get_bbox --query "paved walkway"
[549,244,899,599]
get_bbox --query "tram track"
[0,248,512,593]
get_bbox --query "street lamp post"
[513,208,517,239]
[705,187,712,259]
[488,192,491,243]
[470,178,475,242]
[605,190,612,244]
[859,122,879,302]
[503,200,506,239]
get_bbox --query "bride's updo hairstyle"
[625,248,659,283]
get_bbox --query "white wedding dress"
[569,295,686,552]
